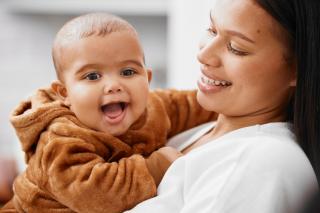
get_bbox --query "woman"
[126,0,319,212]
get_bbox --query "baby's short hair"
[52,13,137,81]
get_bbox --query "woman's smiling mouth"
[201,75,232,86]
[197,74,232,93]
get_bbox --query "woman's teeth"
[201,76,231,86]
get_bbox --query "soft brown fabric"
[1,88,216,213]
[0,200,16,212]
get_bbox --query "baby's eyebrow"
[74,63,98,75]
[121,59,144,68]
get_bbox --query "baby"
[1,13,216,213]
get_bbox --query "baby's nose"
[107,87,122,93]
[104,80,123,94]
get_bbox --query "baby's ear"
[51,81,71,106]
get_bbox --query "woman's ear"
[147,68,152,83]
[289,61,297,87]
[51,81,71,106]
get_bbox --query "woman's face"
[197,0,296,119]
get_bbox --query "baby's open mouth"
[101,102,128,119]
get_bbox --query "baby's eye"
[120,69,136,77]
[85,72,101,81]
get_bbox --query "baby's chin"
[107,117,144,136]
[99,123,131,136]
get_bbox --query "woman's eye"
[85,72,101,80]
[227,43,249,56]
[207,27,217,37]
[120,69,136,77]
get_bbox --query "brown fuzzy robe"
[1,88,216,213]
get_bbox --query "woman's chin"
[196,92,221,112]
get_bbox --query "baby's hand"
[145,147,183,186]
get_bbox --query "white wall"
[167,0,213,89]
[0,8,58,159]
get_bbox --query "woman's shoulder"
[185,122,314,179]
[245,122,303,162]
[201,123,317,202]
[215,122,298,153]
[231,123,317,188]
[233,122,308,168]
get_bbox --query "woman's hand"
[145,147,183,186]
[0,157,18,204]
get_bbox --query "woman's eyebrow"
[225,30,255,43]
[209,11,255,44]
[209,11,214,25]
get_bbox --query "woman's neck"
[182,107,288,154]
[209,110,287,139]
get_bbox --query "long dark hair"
[255,0,320,184]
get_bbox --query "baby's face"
[58,31,151,136]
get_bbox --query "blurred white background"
[0,0,212,170]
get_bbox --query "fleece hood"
[10,88,73,162]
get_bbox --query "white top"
[126,122,318,213]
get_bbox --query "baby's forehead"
[52,14,144,76]
[54,30,145,70]
[53,22,140,62]
[55,29,137,50]
[55,27,136,48]
[56,13,135,42]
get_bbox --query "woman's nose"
[197,38,221,67]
